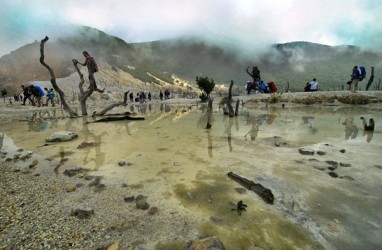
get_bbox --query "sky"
[1,0,382,57]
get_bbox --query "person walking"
[44,88,55,106]
[350,66,360,92]
[21,85,35,106]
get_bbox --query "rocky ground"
[1,90,381,249]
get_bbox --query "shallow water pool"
[1,102,382,249]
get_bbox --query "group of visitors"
[128,89,172,103]
[20,84,56,107]
[304,78,319,92]
[17,49,368,107]
[159,89,171,100]
[245,64,368,94]
[245,66,278,94]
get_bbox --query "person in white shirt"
[309,78,318,91]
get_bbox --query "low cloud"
[1,0,382,57]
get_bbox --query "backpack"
[88,57,99,73]
[358,66,366,80]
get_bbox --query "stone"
[136,200,150,210]
[186,236,225,250]
[46,131,78,143]
[29,159,38,168]
[298,148,314,155]
[340,149,346,153]
[328,172,339,178]
[124,196,135,202]
[106,241,120,250]
[66,185,77,192]
[118,161,126,167]
[148,207,159,215]
[325,160,338,167]
[70,208,94,219]
[340,162,351,167]
[316,151,326,156]
[63,168,89,177]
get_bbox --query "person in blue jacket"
[32,85,45,107]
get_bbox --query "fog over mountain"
[1,26,381,95]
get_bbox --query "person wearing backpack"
[358,66,366,81]
[73,51,104,93]
[350,65,360,92]
[44,87,55,107]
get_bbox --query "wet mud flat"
[1,101,382,249]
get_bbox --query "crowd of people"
[15,49,368,106]
[244,64,367,94]
[19,84,56,107]
[245,66,278,94]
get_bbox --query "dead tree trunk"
[72,59,94,115]
[39,36,78,117]
[365,67,375,91]
[92,91,129,116]
[228,172,274,204]
[206,98,213,129]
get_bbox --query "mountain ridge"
[1,25,381,95]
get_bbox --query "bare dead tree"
[365,67,375,91]
[72,59,94,115]
[39,36,78,117]
[206,98,213,129]
[92,91,129,116]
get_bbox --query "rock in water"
[46,131,78,142]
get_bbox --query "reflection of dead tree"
[365,67,375,91]
[39,36,78,117]
[207,129,213,158]
[234,99,240,116]
[81,117,107,171]
[225,80,235,117]
[224,117,234,152]
[0,133,4,151]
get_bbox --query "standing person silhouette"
[73,51,104,93]
[246,66,261,81]
[246,66,261,92]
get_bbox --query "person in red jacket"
[73,51,104,93]
[268,81,278,93]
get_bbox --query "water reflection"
[2,104,382,249]
[81,117,106,171]
[343,117,359,140]
[28,110,58,132]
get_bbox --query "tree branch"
[39,36,77,117]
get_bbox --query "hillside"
[1,26,381,95]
